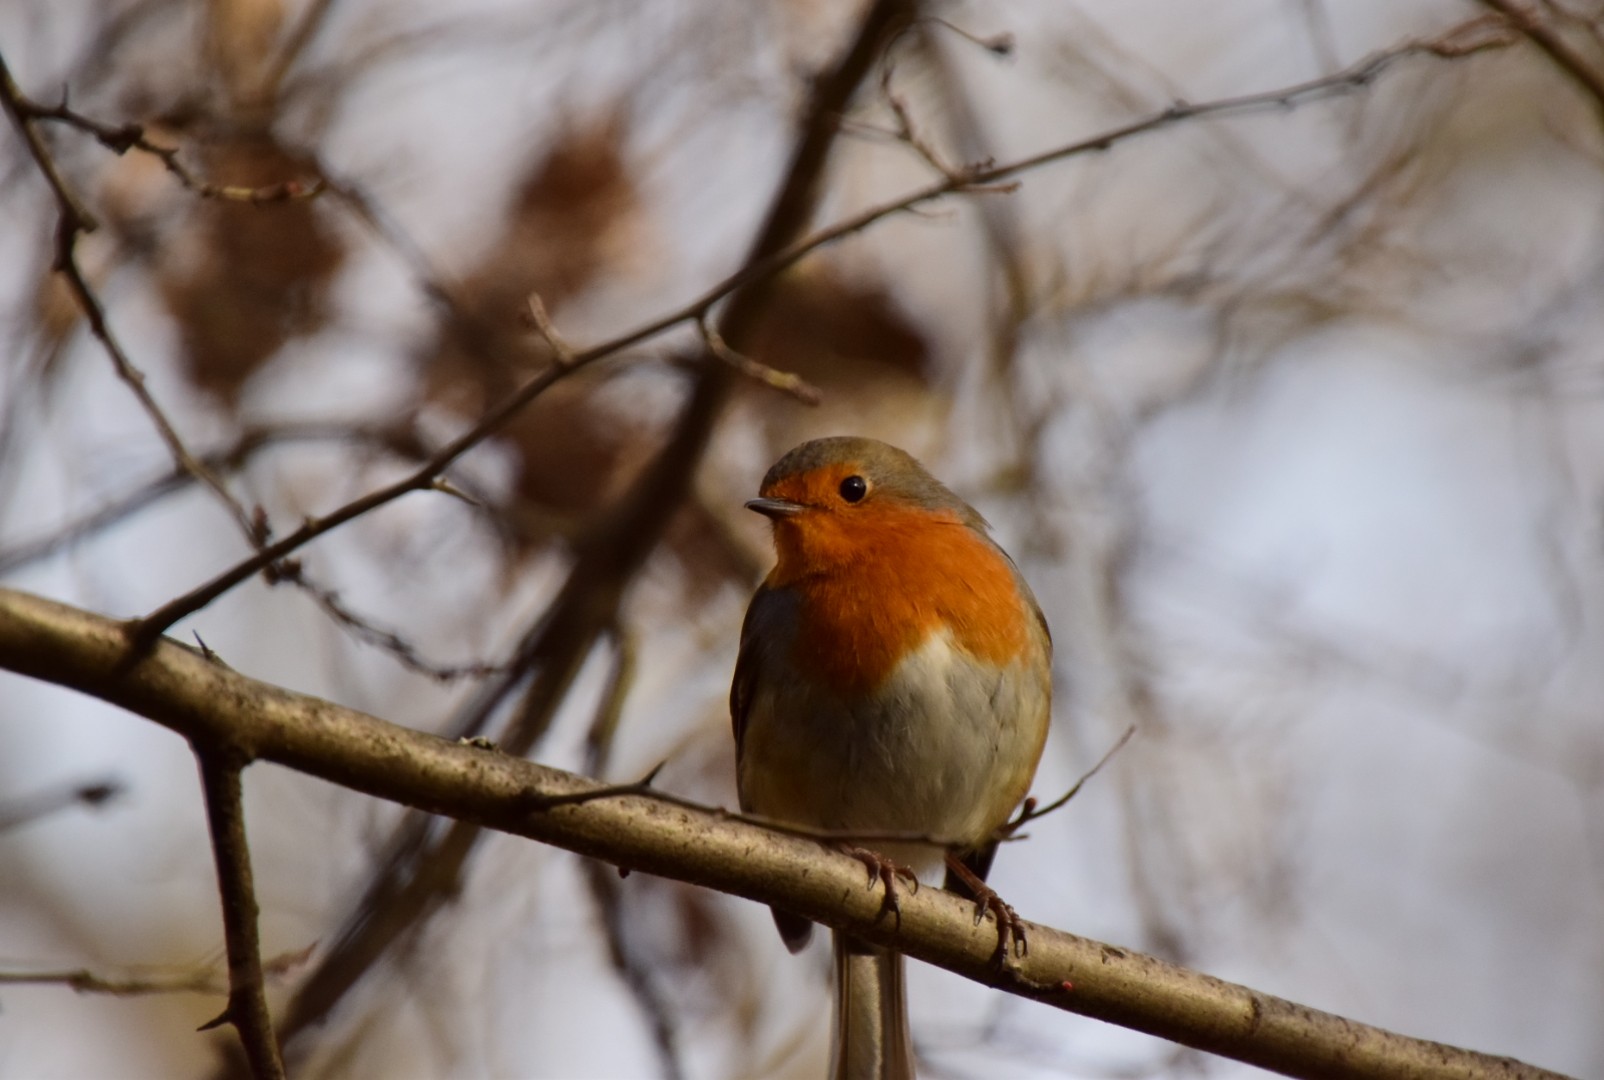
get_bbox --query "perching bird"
[733,436,1052,1079]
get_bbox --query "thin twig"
[0,67,320,648]
[271,560,504,682]
[1478,0,1604,118]
[0,967,224,996]
[0,947,313,998]
[1,56,321,202]
[880,59,959,178]
[922,16,1014,57]
[318,171,457,307]
[260,0,343,102]
[192,746,286,1080]
[523,292,577,366]
[0,50,263,547]
[0,420,427,575]
[523,761,969,849]
[697,316,822,404]
[0,53,414,687]
[1008,724,1137,831]
[0,414,500,680]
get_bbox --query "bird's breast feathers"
[776,519,1042,697]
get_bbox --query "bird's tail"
[831,931,914,1080]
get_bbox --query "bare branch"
[0,62,321,203]
[921,16,1015,57]
[267,561,504,682]
[1009,724,1137,830]
[0,948,312,998]
[1478,0,1604,119]
[192,746,285,1080]
[523,292,577,367]
[879,58,960,178]
[259,0,343,103]
[697,316,822,404]
[0,585,1570,1080]
[0,420,430,575]
[0,967,223,997]
[0,413,499,681]
[0,51,261,545]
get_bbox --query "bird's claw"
[944,852,1027,963]
[972,888,1027,963]
[842,845,920,926]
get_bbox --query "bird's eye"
[839,475,868,503]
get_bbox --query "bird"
[731,436,1052,1080]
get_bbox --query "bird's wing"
[730,581,795,758]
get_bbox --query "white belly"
[737,629,1050,873]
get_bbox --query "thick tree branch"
[0,585,1570,1080]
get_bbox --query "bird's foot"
[944,851,1028,963]
[840,845,920,928]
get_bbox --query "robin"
[732,436,1053,1080]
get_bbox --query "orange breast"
[767,506,1033,695]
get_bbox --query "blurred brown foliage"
[158,132,342,406]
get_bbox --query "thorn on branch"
[197,1006,233,1033]
[923,17,1015,57]
[522,761,669,813]
[430,477,482,507]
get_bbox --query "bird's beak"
[746,497,805,519]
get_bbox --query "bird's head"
[748,437,987,579]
